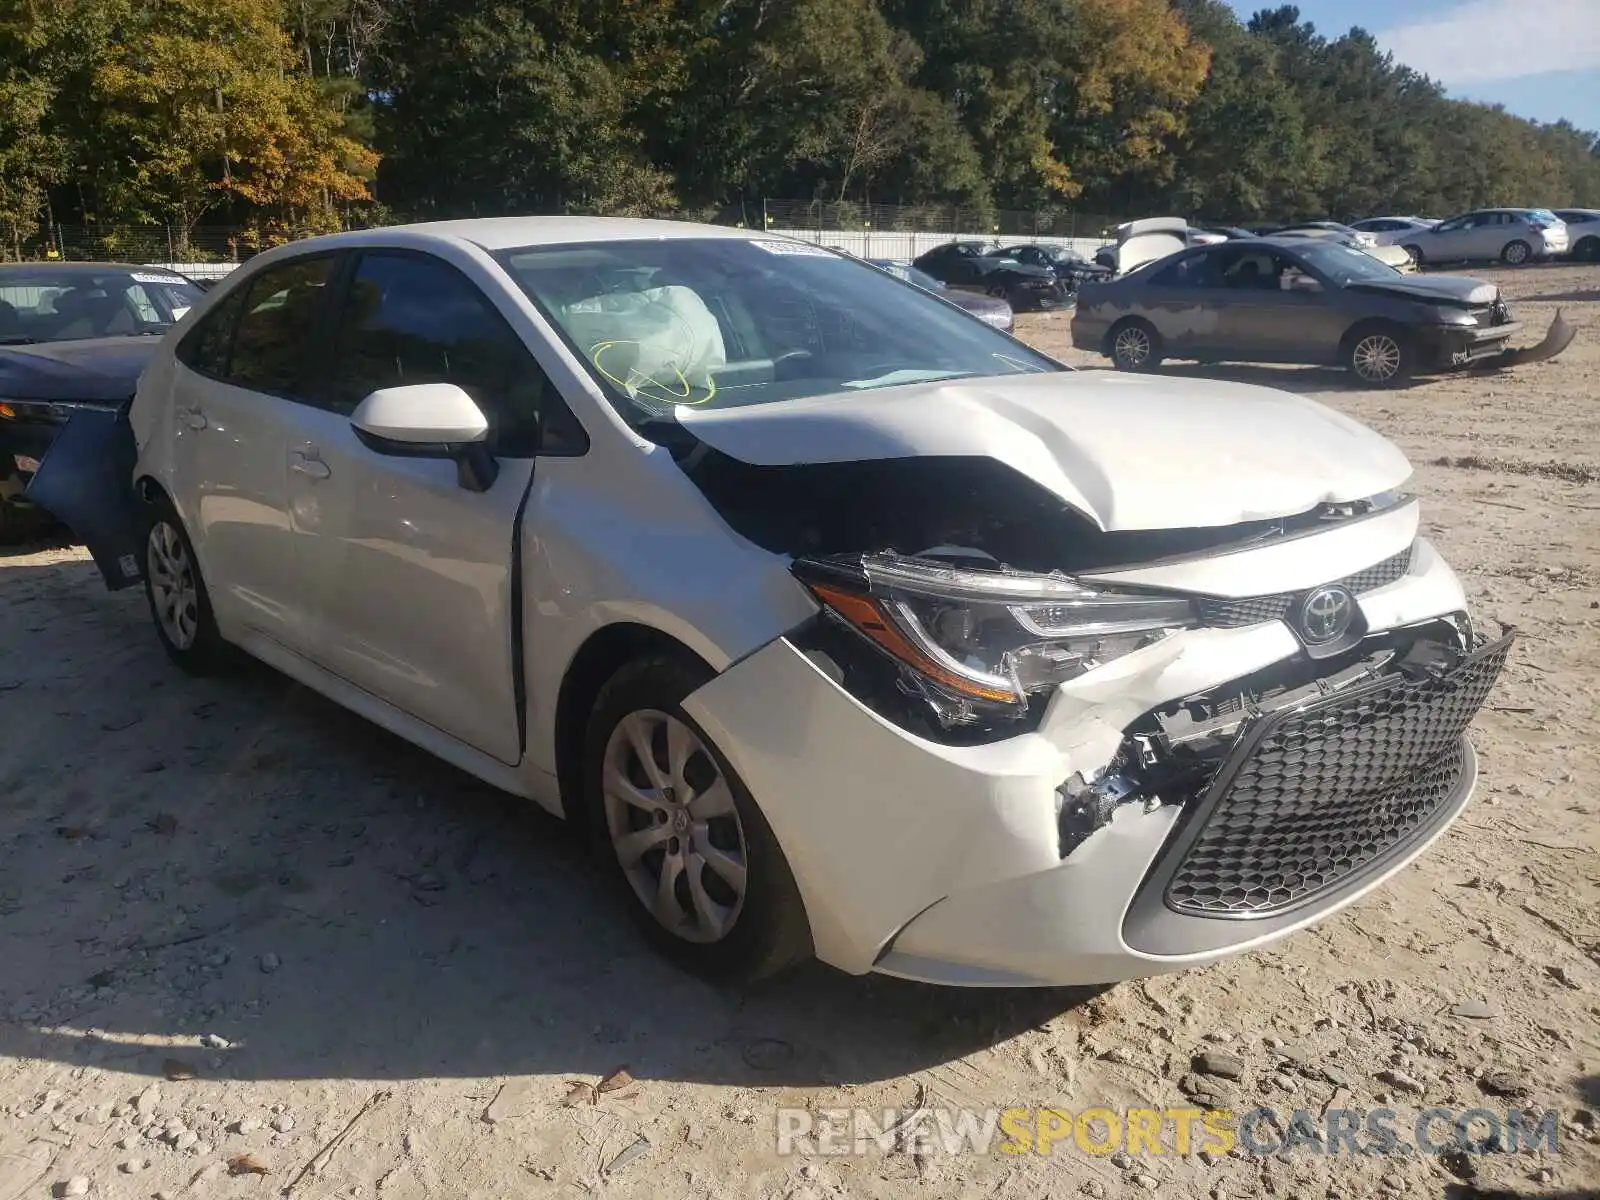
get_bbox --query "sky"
[1224,0,1600,132]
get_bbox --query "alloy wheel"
[602,709,748,944]
[147,520,199,650]
[1352,333,1402,383]
[1113,325,1151,368]
[1503,240,1530,265]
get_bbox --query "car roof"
[0,261,188,276]
[280,216,774,256]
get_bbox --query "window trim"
[313,245,590,459]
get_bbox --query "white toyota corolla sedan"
[42,217,1513,987]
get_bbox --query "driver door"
[276,248,583,766]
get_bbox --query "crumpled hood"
[0,336,160,402]
[673,370,1414,532]
[1346,274,1495,305]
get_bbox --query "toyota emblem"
[1296,585,1356,643]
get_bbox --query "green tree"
[370,0,681,216]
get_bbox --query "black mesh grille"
[1198,544,1414,629]
[1163,635,1512,918]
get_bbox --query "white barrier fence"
[146,228,1111,281]
[767,228,1108,262]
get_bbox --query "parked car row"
[1125,208,1599,270]
[1350,209,1599,266]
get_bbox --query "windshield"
[0,267,201,343]
[496,238,1060,421]
[1290,241,1403,285]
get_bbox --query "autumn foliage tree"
[0,0,1596,250]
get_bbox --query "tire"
[1344,324,1413,388]
[1108,318,1163,372]
[1401,244,1423,268]
[140,492,231,674]
[581,652,812,984]
[1573,236,1600,263]
[1501,239,1531,266]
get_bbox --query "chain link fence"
[750,200,1126,242]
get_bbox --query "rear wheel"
[141,493,231,673]
[1345,324,1413,388]
[1402,244,1424,267]
[582,652,812,984]
[1573,236,1600,263]
[1501,239,1531,265]
[1108,319,1162,372]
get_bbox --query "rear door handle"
[290,452,331,480]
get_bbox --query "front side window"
[494,237,1061,423]
[326,251,576,456]
[226,256,337,398]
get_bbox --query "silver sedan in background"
[1396,209,1568,266]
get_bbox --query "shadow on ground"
[1523,290,1600,303]
[0,551,1098,1091]
[1152,362,1371,395]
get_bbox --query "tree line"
[2,0,1597,254]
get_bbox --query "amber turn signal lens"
[806,582,1017,704]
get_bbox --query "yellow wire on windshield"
[590,339,719,406]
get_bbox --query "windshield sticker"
[749,240,836,258]
[131,272,182,284]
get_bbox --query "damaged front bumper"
[682,537,1511,987]
[1488,307,1577,370]
[1424,308,1577,373]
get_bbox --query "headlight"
[794,553,1196,727]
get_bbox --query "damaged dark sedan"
[1070,237,1575,386]
[1,262,202,532]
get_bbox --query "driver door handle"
[290,451,331,481]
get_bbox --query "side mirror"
[350,383,500,493]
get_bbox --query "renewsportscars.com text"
[776,1104,1562,1159]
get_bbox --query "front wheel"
[1572,236,1599,263]
[1501,239,1531,265]
[142,493,231,673]
[1109,319,1162,372]
[582,652,812,984]
[1402,244,1423,267]
[1345,326,1413,388]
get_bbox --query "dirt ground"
[1,264,1596,1200]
